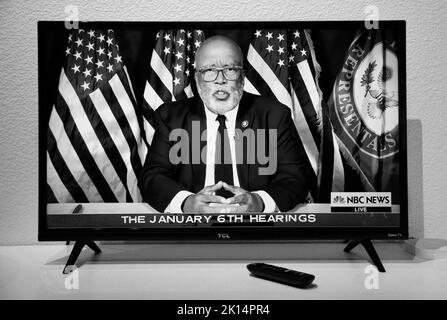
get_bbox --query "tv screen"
[39,21,408,242]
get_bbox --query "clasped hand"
[182,181,264,213]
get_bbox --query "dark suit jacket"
[139,92,315,212]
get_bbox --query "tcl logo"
[218,233,231,239]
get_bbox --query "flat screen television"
[38,20,408,272]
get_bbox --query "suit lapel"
[189,97,207,192]
[235,93,255,190]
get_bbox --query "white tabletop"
[1,242,446,300]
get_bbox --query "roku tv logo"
[331,192,392,207]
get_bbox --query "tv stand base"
[344,239,386,272]
[63,241,101,274]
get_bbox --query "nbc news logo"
[330,192,392,213]
[332,195,346,204]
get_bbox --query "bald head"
[195,35,244,69]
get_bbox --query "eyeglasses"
[196,66,243,82]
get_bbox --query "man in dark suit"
[139,35,314,213]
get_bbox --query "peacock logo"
[332,195,345,204]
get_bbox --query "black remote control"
[247,263,315,288]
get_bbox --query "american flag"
[47,29,147,203]
[142,29,205,144]
[244,29,345,202]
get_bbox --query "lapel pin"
[241,120,249,128]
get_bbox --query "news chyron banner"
[328,29,400,201]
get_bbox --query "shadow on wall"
[407,119,424,239]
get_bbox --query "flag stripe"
[46,151,74,203]
[184,84,194,98]
[245,68,275,99]
[109,72,148,165]
[144,80,165,110]
[143,117,155,145]
[290,87,319,174]
[247,44,293,108]
[89,88,141,202]
[150,49,175,99]
[46,182,59,203]
[49,105,104,202]
[99,81,143,181]
[247,42,320,176]
[141,98,156,143]
[81,95,134,202]
[332,130,345,191]
[290,72,322,149]
[243,77,261,95]
[148,68,174,105]
[47,129,89,203]
[297,61,320,114]
[110,73,143,146]
[123,65,137,103]
[58,69,124,202]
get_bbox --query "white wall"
[0,0,446,244]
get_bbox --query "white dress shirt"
[164,104,277,213]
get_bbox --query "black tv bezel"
[38,20,408,242]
